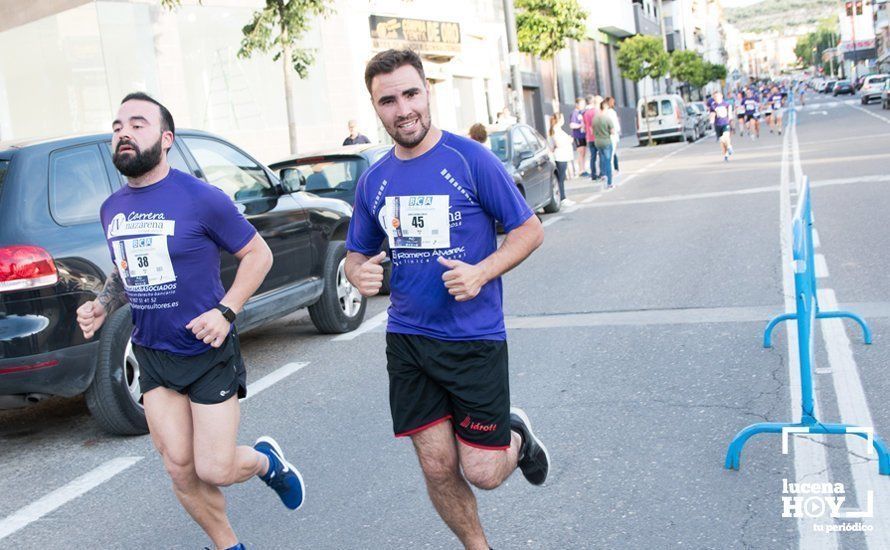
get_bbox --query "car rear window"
[661,99,673,115]
[488,131,509,161]
[49,145,112,225]
[869,76,888,84]
[292,157,367,193]
[643,101,659,117]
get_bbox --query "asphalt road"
[2,91,890,549]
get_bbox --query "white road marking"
[850,104,890,125]
[779,109,837,548]
[243,361,310,401]
[581,193,602,204]
[814,254,829,278]
[541,216,563,227]
[332,309,388,341]
[812,228,821,248]
[576,185,779,209]
[817,288,890,547]
[0,457,143,542]
[811,174,890,188]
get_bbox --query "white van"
[636,94,696,145]
[860,74,889,104]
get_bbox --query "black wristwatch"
[215,304,236,323]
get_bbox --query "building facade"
[0,0,512,163]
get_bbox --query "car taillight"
[675,106,681,123]
[0,245,59,292]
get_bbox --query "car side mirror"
[515,150,533,166]
[279,168,305,193]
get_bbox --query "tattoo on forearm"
[97,269,128,312]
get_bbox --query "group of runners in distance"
[705,80,800,163]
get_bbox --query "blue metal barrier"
[762,177,873,347]
[725,174,889,475]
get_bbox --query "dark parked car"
[0,130,365,435]
[268,144,393,292]
[833,80,854,96]
[486,123,561,214]
[823,80,838,94]
[688,103,710,140]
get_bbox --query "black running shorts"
[386,332,511,450]
[715,124,729,138]
[744,113,756,122]
[573,136,587,148]
[134,331,247,405]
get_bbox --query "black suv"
[0,130,366,435]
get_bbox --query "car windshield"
[291,157,366,193]
[838,81,850,85]
[488,131,509,162]
[870,76,888,84]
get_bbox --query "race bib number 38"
[385,195,450,249]
[114,236,176,289]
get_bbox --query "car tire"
[309,240,367,334]
[542,173,561,214]
[84,305,148,436]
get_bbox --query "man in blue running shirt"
[345,49,550,550]
[76,93,304,550]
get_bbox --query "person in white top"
[606,97,621,173]
[548,112,575,204]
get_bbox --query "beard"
[113,136,163,178]
[385,108,431,149]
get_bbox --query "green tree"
[669,50,705,99]
[616,35,668,144]
[515,0,588,110]
[706,63,727,83]
[238,0,333,154]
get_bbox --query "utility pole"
[657,0,672,93]
[502,0,526,123]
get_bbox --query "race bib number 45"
[114,236,176,289]
[385,195,450,249]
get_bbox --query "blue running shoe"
[255,436,305,510]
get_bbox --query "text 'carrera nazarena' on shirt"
[346,131,534,342]
[100,168,256,356]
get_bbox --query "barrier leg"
[805,423,890,475]
[725,422,793,471]
[763,313,796,348]
[816,310,873,344]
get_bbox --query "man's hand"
[77,300,107,339]
[354,251,387,297]
[438,256,488,302]
[186,309,230,348]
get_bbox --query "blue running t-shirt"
[710,101,731,127]
[347,131,534,341]
[100,168,256,356]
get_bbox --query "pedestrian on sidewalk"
[583,94,602,180]
[346,49,551,550]
[343,119,371,145]
[709,91,733,162]
[593,98,616,189]
[606,96,621,173]
[548,112,574,204]
[569,97,588,177]
[468,122,488,145]
[76,92,305,550]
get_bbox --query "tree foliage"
[794,17,838,69]
[616,35,669,83]
[238,0,332,78]
[159,0,201,9]
[705,62,727,83]
[670,50,704,87]
[515,0,588,60]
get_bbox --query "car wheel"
[85,305,148,436]
[309,240,367,334]
[542,173,561,214]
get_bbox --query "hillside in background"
[724,0,838,33]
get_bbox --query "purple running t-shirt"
[346,131,533,341]
[100,168,256,356]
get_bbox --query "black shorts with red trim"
[386,332,511,450]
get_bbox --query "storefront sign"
[369,15,461,55]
